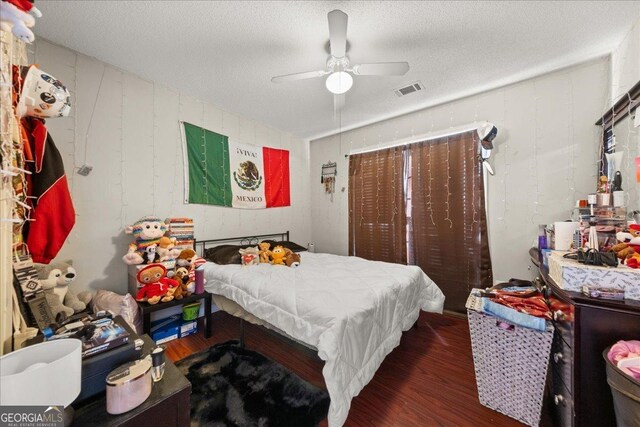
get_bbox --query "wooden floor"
[165,310,546,426]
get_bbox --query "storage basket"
[603,347,640,427]
[182,302,201,321]
[468,309,554,427]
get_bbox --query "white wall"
[310,58,609,282]
[32,39,311,295]
[612,17,640,101]
[611,16,640,210]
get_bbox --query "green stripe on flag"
[183,122,233,207]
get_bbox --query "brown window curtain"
[349,146,407,264]
[409,131,493,312]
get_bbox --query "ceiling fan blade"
[271,70,328,83]
[334,93,345,115]
[351,62,410,76]
[328,9,348,58]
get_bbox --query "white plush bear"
[0,1,42,44]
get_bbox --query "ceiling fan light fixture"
[325,71,353,94]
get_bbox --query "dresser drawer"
[551,331,573,393]
[547,294,574,347]
[550,371,574,427]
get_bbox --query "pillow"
[91,289,142,335]
[261,240,307,252]
[204,244,253,265]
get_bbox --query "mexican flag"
[181,122,290,209]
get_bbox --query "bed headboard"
[194,231,290,256]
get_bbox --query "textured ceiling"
[35,1,640,140]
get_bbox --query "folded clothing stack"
[608,340,640,380]
[466,280,551,332]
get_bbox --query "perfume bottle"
[150,346,165,382]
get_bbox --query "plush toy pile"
[135,264,179,305]
[122,216,181,265]
[241,242,301,267]
[611,224,640,269]
[121,215,205,304]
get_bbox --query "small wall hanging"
[321,161,337,201]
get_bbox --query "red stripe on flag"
[262,147,290,207]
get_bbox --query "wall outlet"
[77,165,93,176]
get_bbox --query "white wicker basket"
[468,309,554,427]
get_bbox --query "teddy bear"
[270,245,287,266]
[258,242,271,263]
[0,0,42,44]
[284,248,301,267]
[172,267,194,299]
[122,216,180,265]
[35,260,92,320]
[176,248,205,287]
[239,246,260,266]
[135,263,179,304]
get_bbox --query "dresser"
[530,248,640,427]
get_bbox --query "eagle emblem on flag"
[233,161,262,191]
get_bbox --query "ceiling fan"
[271,9,410,110]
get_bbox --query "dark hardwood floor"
[165,310,545,426]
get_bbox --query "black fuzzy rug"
[176,340,330,427]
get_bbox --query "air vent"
[394,82,424,97]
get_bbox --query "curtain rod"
[346,121,489,157]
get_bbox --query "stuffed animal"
[35,260,92,320]
[627,253,640,269]
[156,236,178,262]
[239,246,260,266]
[284,248,301,267]
[135,264,179,304]
[176,248,196,267]
[270,245,287,266]
[258,242,271,263]
[0,0,42,44]
[172,267,193,299]
[176,248,205,289]
[613,225,640,268]
[122,216,169,265]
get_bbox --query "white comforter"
[202,252,445,426]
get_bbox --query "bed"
[195,232,445,427]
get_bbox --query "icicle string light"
[152,82,157,214]
[568,75,577,203]
[120,71,126,228]
[530,80,541,224]
[444,133,453,229]
[375,145,381,226]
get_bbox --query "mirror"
[610,112,639,211]
[597,80,640,214]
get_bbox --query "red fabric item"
[262,147,290,207]
[492,292,551,319]
[6,0,36,12]
[21,118,75,264]
[135,280,177,300]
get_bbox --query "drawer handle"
[553,310,565,321]
[553,352,564,363]
[554,394,565,406]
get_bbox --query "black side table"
[137,291,212,339]
[73,335,191,426]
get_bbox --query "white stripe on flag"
[227,140,267,209]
